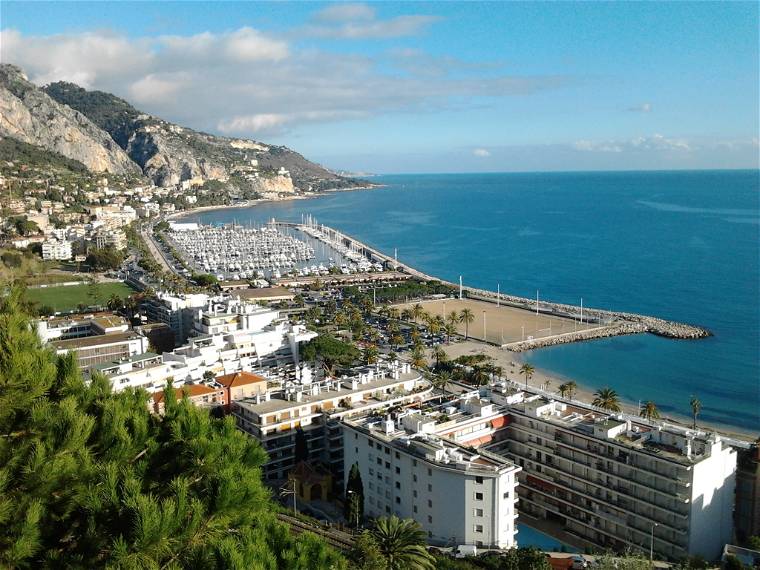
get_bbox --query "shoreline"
[440,339,757,442]
[167,184,383,221]
[162,193,754,439]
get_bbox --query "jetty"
[274,220,712,348]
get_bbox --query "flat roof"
[345,416,518,474]
[236,370,421,416]
[52,331,141,350]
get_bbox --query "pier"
[275,221,712,345]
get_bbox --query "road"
[141,225,175,274]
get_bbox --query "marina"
[166,216,385,281]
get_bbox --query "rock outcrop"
[0,65,140,175]
[42,79,362,190]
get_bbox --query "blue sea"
[184,170,760,433]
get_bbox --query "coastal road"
[141,225,176,275]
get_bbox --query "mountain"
[0,65,140,175]
[42,81,360,190]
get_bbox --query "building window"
[428,499,432,508]
[413,490,418,498]
[475,476,483,484]
[395,466,400,474]
[413,505,418,513]
[385,506,391,514]
[385,461,390,469]
[413,460,417,467]
[474,508,483,517]
[475,492,483,500]
[354,433,358,439]
[377,457,382,465]
[428,468,432,476]
[413,474,418,482]
[395,481,400,489]
[395,497,401,504]
[503,492,509,499]
[369,468,374,476]
[427,484,432,492]
[385,446,390,454]
[428,515,433,524]
[355,447,358,454]
[474,525,483,533]
[395,451,400,459]
[368,440,373,448]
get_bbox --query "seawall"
[278,221,712,343]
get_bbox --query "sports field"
[25,282,136,312]
[395,297,598,345]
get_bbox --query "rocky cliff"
[42,80,362,190]
[0,65,140,175]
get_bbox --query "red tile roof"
[216,371,267,388]
[152,384,221,404]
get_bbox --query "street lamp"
[649,522,658,568]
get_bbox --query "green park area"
[25,281,136,312]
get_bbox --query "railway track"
[276,513,355,551]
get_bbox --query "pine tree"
[344,463,364,526]
[0,286,347,569]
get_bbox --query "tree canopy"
[301,334,361,375]
[0,287,346,569]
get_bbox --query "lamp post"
[649,522,658,568]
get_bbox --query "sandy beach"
[432,339,757,441]
[395,297,598,345]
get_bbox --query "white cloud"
[627,102,652,113]
[0,24,567,138]
[314,3,376,22]
[472,148,491,157]
[303,4,440,40]
[573,134,691,153]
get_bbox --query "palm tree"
[387,307,400,321]
[411,303,425,323]
[519,363,535,388]
[470,366,490,386]
[441,322,454,343]
[593,387,622,412]
[459,308,475,339]
[390,333,404,351]
[431,345,447,368]
[558,381,577,400]
[106,293,123,312]
[410,345,427,369]
[446,311,460,327]
[371,515,435,570]
[364,345,379,365]
[690,396,702,429]
[431,370,451,397]
[400,308,412,322]
[640,401,660,421]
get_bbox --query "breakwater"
[275,221,712,343]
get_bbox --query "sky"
[0,1,758,173]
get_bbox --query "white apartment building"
[343,411,521,549]
[37,313,129,343]
[232,361,430,484]
[143,292,214,345]
[93,296,314,392]
[483,385,737,561]
[41,239,72,260]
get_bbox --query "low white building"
[41,239,72,260]
[343,411,521,549]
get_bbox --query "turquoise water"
[516,523,577,552]
[185,170,760,432]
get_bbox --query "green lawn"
[25,282,136,312]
